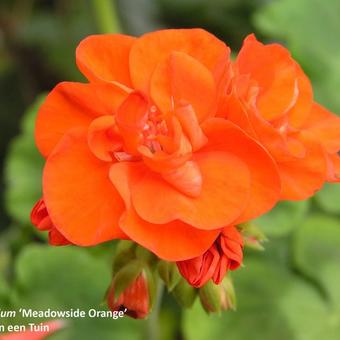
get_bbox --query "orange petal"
[162,160,202,198]
[87,115,122,161]
[130,28,229,92]
[48,228,72,246]
[278,134,327,200]
[244,105,292,161]
[215,59,234,109]
[43,128,126,245]
[130,152,250,229]
[326,153,340,182]
[201,118,281,223]
[109,161,145,209]
[35,81,128,157]
[109,162,220,261]
[237,34,297,121]
[116,92,149,154]
[286,136,306,158]
[76,34,136,86]
[287,65,313,128]
[218,87,257,136]
[139,147,192,174]
[302,103,340,154]
[150,52,216,122]
[174,104,208,150]
[139,117,192,174]
[120,208,220,261]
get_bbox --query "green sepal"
[199,276,237,314]
[223,275,237,311]
[238,222,267,251]
[144,266,158,311]
[112,259,143,300]
[135,245,158,267]
[112,240,137,274]
[172,278,197,308]
[199,280,222,314]
[243,238,265,251]
[157,260,181,292]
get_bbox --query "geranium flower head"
[223,34,340,200]
[33,29,281,264]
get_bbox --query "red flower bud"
[239,222,267,251]
[177,226,243,287]
[199,276,236,313]
[107,271,150,319]
[31,198,71,246]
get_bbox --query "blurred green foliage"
[118,0,268,49]
[254,200,309,237]
[0,0,340,339]
[4,95,45,226]
[184,215,340,340]
[4,245,146,340]
[315,183,340,215]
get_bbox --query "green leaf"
[254,200,309,237]
[183,258,338,340]
[293,215,340,306]
[314,183,340,214]
[11,245,145,340]
[0,274,9,307]
[13,245,110,309]
[4,95,45,225]
[254,0,340,113]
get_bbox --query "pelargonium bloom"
[32,29,280,261]
[222,34,340,200]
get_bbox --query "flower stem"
[147,282,164,340]
[91,0,121,34]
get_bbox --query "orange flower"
[177,226,243,287]
[33,29,280,261]
[222,34,340,200]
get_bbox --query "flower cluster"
[31,29,340,317]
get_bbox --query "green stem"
[91,0,121,33]
[148,282,164,340]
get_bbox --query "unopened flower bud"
[239,222,267,251]
[199,276,236,313]
[172,278,197,308]
[31,198,71,246]
[107,270,150,319]
[176,226,243,287]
